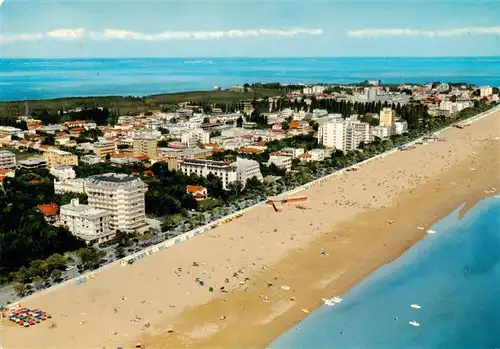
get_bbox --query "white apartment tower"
[85,173,148,233]
[318,120,370,151]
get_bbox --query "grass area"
[0,88,282,117]
[197,198,221,211]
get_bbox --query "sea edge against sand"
[138,113,500,348]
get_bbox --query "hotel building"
[178,157,262,189]
[85,173,148,233]
[60,198,114,244]
[318,120,370,151]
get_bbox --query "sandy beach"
[2,110,499,349]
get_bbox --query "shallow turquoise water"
[269,196,500,349]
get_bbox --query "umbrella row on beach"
[7,307,52,327]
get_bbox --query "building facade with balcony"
[85,173,148,233]
[178,159,237,189]
[0,150,16,169]
[60,198,114,244]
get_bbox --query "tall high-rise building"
[85,173,148,233]
[379,108,396,126]
[318,120,370,151]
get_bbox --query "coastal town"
[0,82,498,307]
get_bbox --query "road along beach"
[2,109,499,349]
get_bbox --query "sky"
[0,0,499,58]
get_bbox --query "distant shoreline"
[1,56,498,103]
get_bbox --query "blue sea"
[269,196,500,349]
[1,57,500,102]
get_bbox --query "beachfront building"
[50,165,76,180]
[379,108,396,126]
[0,150,16,169]
[132,135,158,158]
[318,120,370,151]
[394,120,409,135]
[178,159,237,189]
[234,157,263,184]
[60,198,114,245]
[43,149,78,167]
[371,125,393,140]
[85,173,148,233]
[17,157,47,170]
[92,140,116,159]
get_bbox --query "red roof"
[186,185,206,194]
[193,192,205,199]
[144,170,153,176]
[135,155,149,161]
[37,203,59,217]
[0,175,5,182]
[70,127,85,133]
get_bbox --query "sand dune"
[2,110,499,349]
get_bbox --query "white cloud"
[46,28,86,39]
[2,27,323,44]
[2,33,44,44]
[98,28,323,41]
[347,26,500,38]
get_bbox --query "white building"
[17,157,47,170]
[60,198,113,245]
[50,165,76,180]
[394,120,409,135]
[318,120,370,151]
[308,149,325,161]
[371,125,394,140]
[280,147,305,158]
[234,157,263,184]
[312,109,329,119]
[85,173,148,233]
[54,178,87,194]
[439,101,473,115]
[479,86,493,97]
[181,129,210,147]
[80,154,101,165]
[0,150,16,169]
[267,155,292,171]
[312,85,325,94]
[179,159,237,189]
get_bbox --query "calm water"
[269,196,500,349]
[1,57,500,101]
